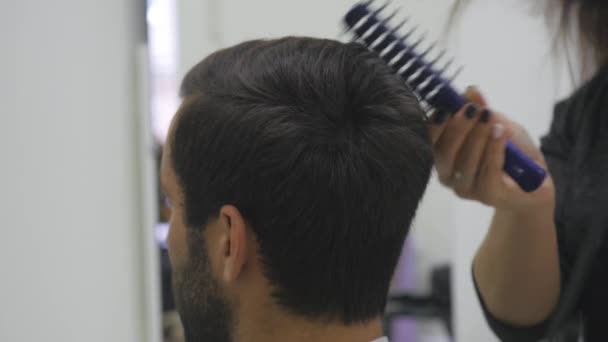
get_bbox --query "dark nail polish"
[433,110,449,124]
[465,104,478,119]
[480,109,491,123]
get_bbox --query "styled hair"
[171,37,433,324]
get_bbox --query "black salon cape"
[474,65,608,341]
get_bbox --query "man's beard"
[173,231,234,342]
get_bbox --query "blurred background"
[1,0,574,341]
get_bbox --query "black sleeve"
[540,99,577,303]
[473,268,550,342]
[473,100,575,342]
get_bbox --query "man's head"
[160,37,433,342]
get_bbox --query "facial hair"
[173,231,234,342]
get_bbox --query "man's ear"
[217,205,249,284]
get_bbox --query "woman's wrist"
[494,202,555,231]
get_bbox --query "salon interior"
[3,0,592,341]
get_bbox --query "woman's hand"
[428,87,555,214]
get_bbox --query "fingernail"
[480,109,491,123]
[493,123,504,139]
[465,104,478,119]
[433,110,449,124]
[466,85,479,91]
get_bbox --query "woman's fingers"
[451,109,494,197]
[476,122,508,204]
[429,86,486,145]
[433,104,481,185]
[428,110,450,145]
[464,86,488,107]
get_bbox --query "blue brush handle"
[449,95,546,192]
[504,142,546,192]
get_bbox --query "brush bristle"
[343,2,466,113]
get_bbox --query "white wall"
[175,0,572,340]
[0,1,160,341]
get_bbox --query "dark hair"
[171,37,433,324]
[550,0,608,69]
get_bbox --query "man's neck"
[236,313,384,342]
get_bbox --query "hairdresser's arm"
[429,88,561,326]
[475,195,559,326]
